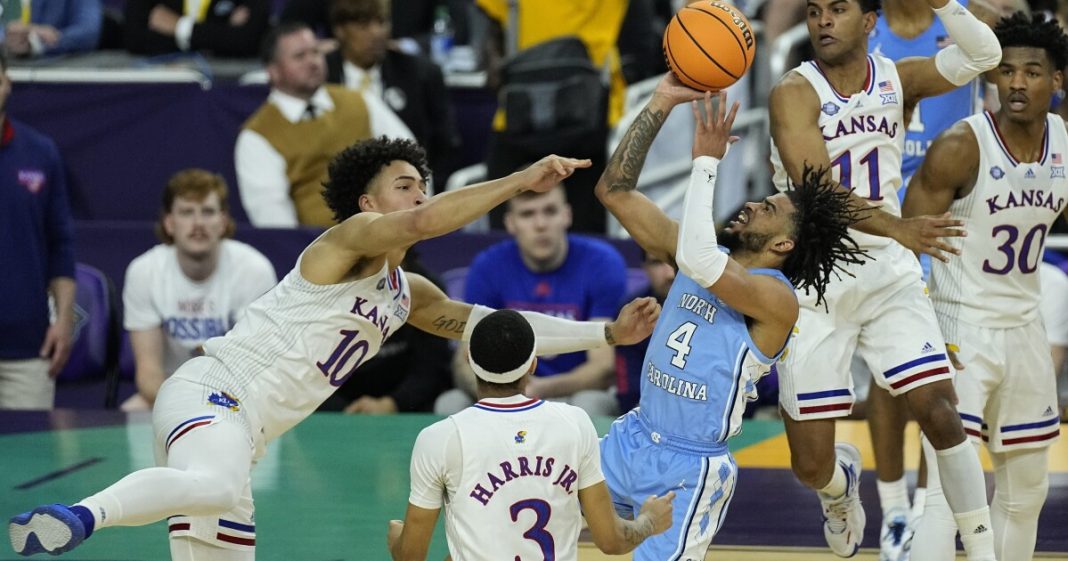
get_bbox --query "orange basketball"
[663,1,756,91]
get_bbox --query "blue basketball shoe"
[820,443,865,557]
[9,504,87,556]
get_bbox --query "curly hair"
[322,136,431,222]
[782,165,869,309]
[994,11,1068,70]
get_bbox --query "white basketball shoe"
[821,443,865,558]
[880,507,912,561]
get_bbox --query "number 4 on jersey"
[666,322,697,368]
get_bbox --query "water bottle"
[430,5,454,70]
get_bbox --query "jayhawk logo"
[208,391,241,412]
[514,431,527,444]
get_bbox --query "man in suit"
[325,0,460,182]
[124,0,270,57]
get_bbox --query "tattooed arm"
[595,74,705,264]
[579,482,675,554]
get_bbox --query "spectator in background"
[123,0,270,57]
[326,0,460,183]
[614,252,675,413]
[0,52,74,410]
[318,253,451,414]
[436,184,627,417]
[477,0,629,234]
[3,0,101,58]
[235,22,413,228]
[280,0,471,54]
[121,169,276,411]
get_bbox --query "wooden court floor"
[1,412,1066,561]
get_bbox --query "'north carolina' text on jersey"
[193,258,410,442]
[771,54,906,249]
[638,266,793,445]
[931,112,1068,339]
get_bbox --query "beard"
[719,227,770,255]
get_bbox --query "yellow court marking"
[734,420,1068,472]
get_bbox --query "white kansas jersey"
[123,240,277,375]
[931,111,1068,335]
[771,54,906,249]
[408,396,604,561]
[195,258,410,441]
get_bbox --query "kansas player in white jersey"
[768,0,1003,558]
[902,14,1068,560]
[596,78,866,561]
[865,3,998,558]
[388,310,675,561]
[8,138,664,559]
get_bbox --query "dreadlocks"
[994,11,1068,70]
[782,165,869,309]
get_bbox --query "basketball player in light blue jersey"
[866,2,999,558]
[593,76,867,561]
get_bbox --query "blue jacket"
[0,118,75,358]
[30,0,101,56]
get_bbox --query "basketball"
[663,1,756,91]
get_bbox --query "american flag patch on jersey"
[1053,152,1062,164]
[878,80,894,93]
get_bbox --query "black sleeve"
[189,0,271,57]
[124,0,181,55]
[388,327,453,412]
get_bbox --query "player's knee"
[791,452,832,489]
[190,472,244,512]
[908,390,961,447]
[993,479,1048,519]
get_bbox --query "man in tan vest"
[235,22,413,228]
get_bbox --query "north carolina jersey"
[869,2,981,180]
[638,266,793,445]
[408,396,603,561]
[193,258,410,441]
[930,112,1068,337]
[771,54,906,249]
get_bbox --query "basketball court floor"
[2,411,1066,560]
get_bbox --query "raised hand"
[893,212,967,263]
[638,490,676,535]
[606,297,662,346]
[652,72,706,107]
[518,155,593,193]
[692,91,740,160]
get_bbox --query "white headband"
[469,347,536,384]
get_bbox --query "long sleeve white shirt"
[234,87,414,227]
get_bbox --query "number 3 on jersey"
[666,322,698,368]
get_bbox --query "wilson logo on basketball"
[709,2,754,48]
[663,1,757,91]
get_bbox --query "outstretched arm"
[406,274,660,351]
[579,483,675,554]
[769,74,966,261]
[303,155,590,284]
[898,0,1001,105]
[595,74,703,263]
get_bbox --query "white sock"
[911,487,927,521]
[936,439,995,561]
[819,458,849,499]
[877,476,910,515]
[74,494,121,530]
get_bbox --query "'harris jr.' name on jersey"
[468,456,581,506]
